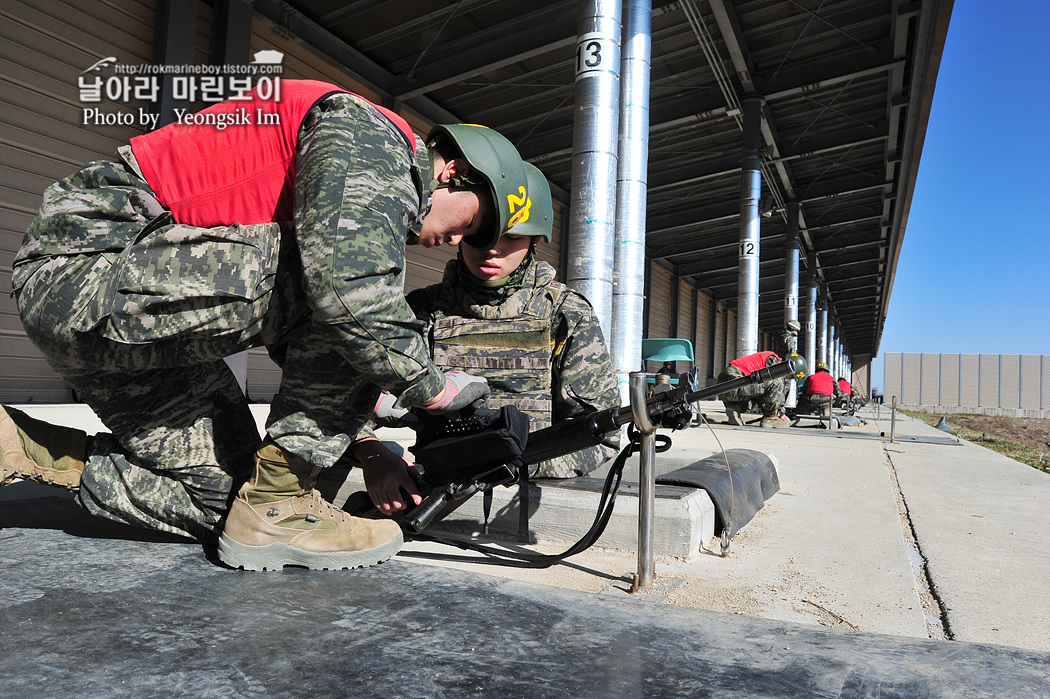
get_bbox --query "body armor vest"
[130,79,415,228]
[423,262,564,430]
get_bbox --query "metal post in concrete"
[890,395,897,443]
[736,95,764,355]
[630,372,656,589]
[805,271,817,374]
[567,0,622,337]
[611,0,652,403]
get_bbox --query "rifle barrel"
[519,359,795,467]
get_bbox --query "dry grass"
[901,410,1050,472]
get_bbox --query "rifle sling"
[411,439,634,568]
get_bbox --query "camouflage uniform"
[774,330,799,406]
[717,355,787,418]
[405,256,621,478]
[11,93,445,541]
[774,329,798,360]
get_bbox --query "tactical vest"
[129,79,415,228]
[730,350,780,375]
[805,371,835,396]
[428,285,564,431]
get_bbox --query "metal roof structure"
[252,0,953,360]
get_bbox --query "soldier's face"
[459,233,533,281]
[417,187,495,248]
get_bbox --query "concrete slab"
[883,412,1050,650]
[5,401,1050,663]
[2,509,1049,699]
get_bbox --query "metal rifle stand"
[630,372,657,590]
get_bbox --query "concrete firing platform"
[2,503,1049,699]
[4,401,1050,694]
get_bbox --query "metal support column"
[736,95,764,355]
[829,322,837,377]
[805,271,817,375]
[611,0,652,402]
[784,202,800,330]
[783,202,800,406]
[818,299,828,367]
[568,0,622,337]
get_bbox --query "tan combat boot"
[1,405,87,491]
[759,414,786,429]
[218,441,403,571]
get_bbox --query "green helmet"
[789,353,807,380]
[504,162,553,242]
[815,363,829,373]
[426,124,529,250]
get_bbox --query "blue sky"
[870,0,1050,392]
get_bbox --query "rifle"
[402,358,798,536]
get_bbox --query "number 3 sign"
[575,34,618,81]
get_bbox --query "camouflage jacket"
[13,92,446,420]
[405,257,621,478]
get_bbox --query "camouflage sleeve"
[294,94,444,408]
[534,291,622,478]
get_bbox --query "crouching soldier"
[717,351,788,428]
[797,364,837,416]
[2,80,536,571]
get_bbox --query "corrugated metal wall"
[694,291,712,378]
[676,280,694,373]
[1,0,156,402]
[885,352,1049,414]
[647,262,673,340]
[1,2,565,403]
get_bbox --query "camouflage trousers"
[717,365,787,417]
[797,392,833,414]
[12,117,412,539]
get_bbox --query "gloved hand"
[372,392,422,430]
[422,371,489,415]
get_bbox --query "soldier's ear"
[437,158,470,184]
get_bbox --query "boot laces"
[301,488,348,524]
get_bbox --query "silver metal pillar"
[630,372,656,589]
[567,0,622,336]
[829,322,837,377]
[783,202,800,330]
[612,0,652,402]
[805,271,817,375]
[736,95,764,355]
[818,300,828,367]
[783,203,800,407]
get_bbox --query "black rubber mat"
[2,495,1048,698]
[656,449,778,536]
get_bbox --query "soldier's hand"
[372,392,423,430]
[422,370,489,415]
[352,439,423,515]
